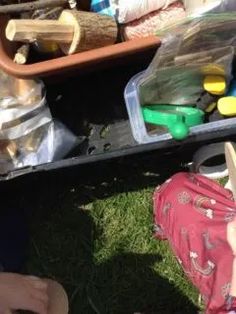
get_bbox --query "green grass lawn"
[18,154,201,314]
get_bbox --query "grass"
[10,153,200,314]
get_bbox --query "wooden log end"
[14,44,30,64]
[58,9,81,55]
[5,20,17,41]
[58,10,118,55]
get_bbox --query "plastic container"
[0,15,160,79]
[124,71,236,144]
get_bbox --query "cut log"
[59,10,118,54]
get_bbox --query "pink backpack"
[153,172,236,313]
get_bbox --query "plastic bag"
[0,120,77,174]
[0,73,77,174]
[150,13,236,74]
[156,1,236,37]
[183,0,222,14]
[139,46,234,105]
[156,13,236,53]
[138,13,236,105]
[188,0,236,15]
[0,73,49,138]
[0,73,45,109]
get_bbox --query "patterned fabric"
[122,2,186,40]
[153,172,236,313]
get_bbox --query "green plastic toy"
[142,105,204,140]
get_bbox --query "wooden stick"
[32,7,63,20]
[0,0,68,14]
[14,43,30,64]
[174,53,212,66]
[16,7,63,60]
[6,19,74,43]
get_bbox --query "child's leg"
[153,172,236,313]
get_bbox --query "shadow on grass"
[75,253,197,314]
[26,208,198,314]
[68,211,198,314]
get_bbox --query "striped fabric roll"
[91,0,115,17]
[122,2,186,41]
[116,0,177,24]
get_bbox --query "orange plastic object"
[0,15,160,79]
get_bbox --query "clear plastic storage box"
[124,71,236,144]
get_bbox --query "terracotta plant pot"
[0,14,160,79]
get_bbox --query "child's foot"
[0,273,48,314]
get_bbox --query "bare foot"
[0,273,48,314]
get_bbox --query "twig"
[14,43,30,64]
[0,0,68,14]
